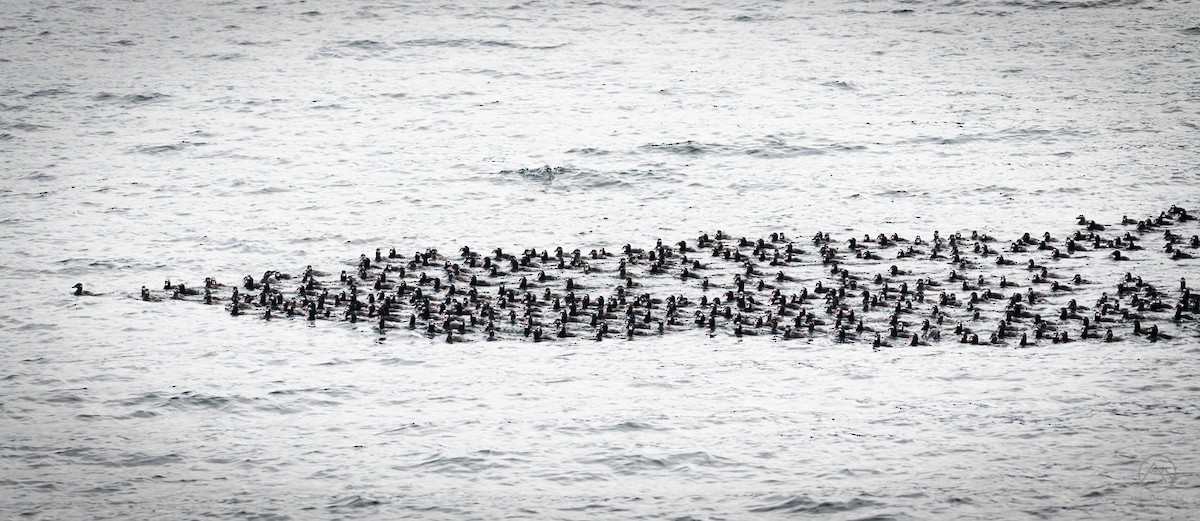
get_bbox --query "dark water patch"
[344,39,389,50]
[199,53,244,61]
[1,121,51,132]
[566,146,610,155]
[731,14,769,22]
[749,495,885,514]
[23,88,70,98]
[557,501,632,513]
[109,39,135,46]
[77,483,130,495]
[23,171,54,180]
[121,92,170,105]
[16,322,59,332]
[1183,27,1200,36]
[269,388,311,395]
[607,421,664,431]
[41,390,85,404]
[497,165,568,184]
[300,10,322,16]
[0,133,12,141]
[118,410,158,419]
[1004,0,1143,9]
[329,495,384,509]
[53,447,182,468]
[0,102,27,111]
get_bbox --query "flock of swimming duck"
[79,205,1199,346]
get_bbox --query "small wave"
[199,53,244,61]
[312,39,396,59]
[499,165,566,183]
[128,142,204,155]
[582,451,739,477]
[344,39,389,50]
[0,121,50,132]
[43,391,83,404]
[377,357,424,366]
[104,452,184,468]
[494,165,666,190]
[1004,0,1142,9]
[329,495,384,509]
[459,68,529,78]
[0,133,12,141]
[23,172,55,181]
[109,39,135,46]
[107,392,167,408]
[638,140,732,155]
[397,38,565,50]
[23,88,70,98]
[749,495,885,514]
[121,92,170,104]
[821,80,862,91]
[566,147,610,155]
[589,453,670,474]
[416,454,500,474]
[158,391,245,411]
[1183,27,1200,36]
[608,421,660,431]
[745,143,827,158]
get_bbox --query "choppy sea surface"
[3,0,1200,518]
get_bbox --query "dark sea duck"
[142,205,1198,346]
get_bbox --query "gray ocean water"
[3,0,1200,518]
